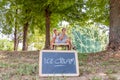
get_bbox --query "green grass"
[101,61,110,66]
[16,63,38,75]
[78,53,88,61]
[0,51,120,80]
[105,69,117,74]
[91,76,102,80]
[0,62,9,68]
[0,62,39,80]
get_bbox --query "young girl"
[50,28,60,49]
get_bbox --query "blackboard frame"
[39,50,79,77]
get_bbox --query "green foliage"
[28,29,45,50]
[0,39,14,51]
[85,0,109,25]
[72,25,108,53]
[65,0,109,26]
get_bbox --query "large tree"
[30,0,75,49]
[108,0,120,51]
[0,0,20,51]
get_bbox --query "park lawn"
[0,51,120,80]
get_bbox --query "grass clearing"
[16,63,38,75]
[0,51,120,80]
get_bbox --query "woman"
[58,28,72,50]
[59,28,68,43]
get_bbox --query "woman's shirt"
[55,33,67,43]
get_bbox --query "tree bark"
[14,9,18,51]
[22,22,28,51]
[14,24,18,51]
[108,0,120,51]
[44,7,51,49]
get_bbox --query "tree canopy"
[0,0,109,51]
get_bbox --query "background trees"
[1,0,119,52]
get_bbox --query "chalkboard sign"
[39,50,79,77]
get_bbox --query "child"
[50,28,59,49]
[52,28,57,42]
[54,32,60,43]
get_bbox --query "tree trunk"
[108,0,120,51]
[44,7,51,49]
[14,24,18,51]
[22,22,28,51]
[14,9,18,51]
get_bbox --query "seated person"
[50,28,72,50]
[50,28,59,49]
[57,28,67,43]
[54,28,72,50]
